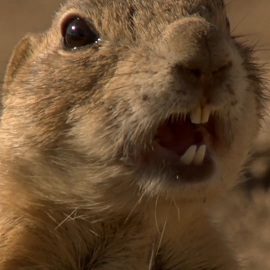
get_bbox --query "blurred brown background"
[0,0,63,80]
[1,0,270,269]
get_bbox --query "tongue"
[155,117,202,156]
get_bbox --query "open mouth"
[155,105,217,165]
[140,105,224,182]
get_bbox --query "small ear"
[4,34,39,87]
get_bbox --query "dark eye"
[62,17,100,50]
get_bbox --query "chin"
[122,104,255,203]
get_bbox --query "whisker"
[154,195,160,234]
[55,208,78,230]
[172,199,181,222]
[231,0,263,34]
[156,204,170,257]
[148,239,156,270]
[124,193,144,224]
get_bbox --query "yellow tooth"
[190,106,202,124]
[193,145,207,165]
[201,106,211,124]
[180,145,197,165]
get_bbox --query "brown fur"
[0,0,267,269]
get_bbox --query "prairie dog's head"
[1,0,266,211]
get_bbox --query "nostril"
[213,61,232,75]
[173,61,232,86]
[173,64,203,79]
[190,69,202,79]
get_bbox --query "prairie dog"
[0,0,267,269]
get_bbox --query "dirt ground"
[1,0,270,269]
